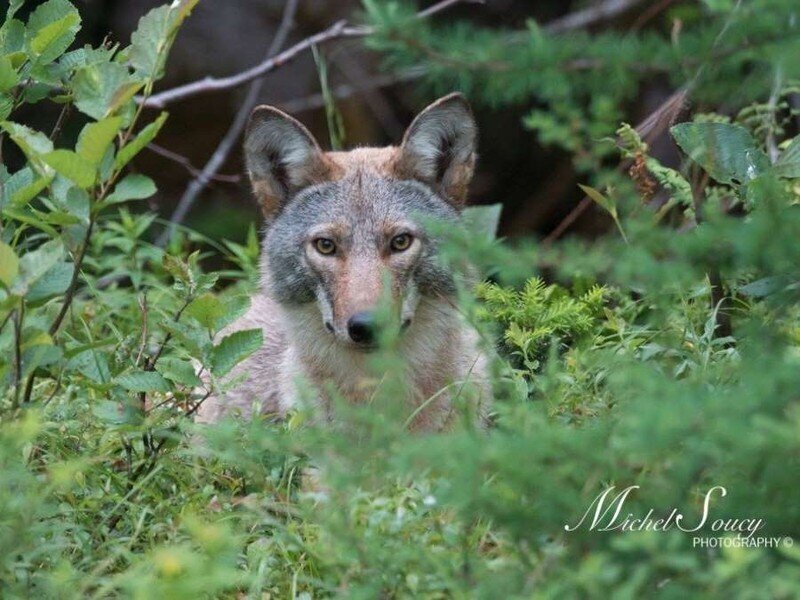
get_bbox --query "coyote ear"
[397,93,477,207]
[244,106,332,217]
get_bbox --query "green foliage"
[2,1,800,598]
[478,278,606,367]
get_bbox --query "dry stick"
[279,69,425,114]
[139,0,483,109]
[545,0,648,33]
[154,0,300,247]
[146,143,241,183]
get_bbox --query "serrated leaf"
[210,329,262,377]
[671,122,770,185]
[775,135,800,179]
[187,293,226,330]
[29,11,80,64]
[130,6,173,78]
[6,0,24,20]
[0,241,19,287]
[0,94,12,120]
[2,19,25,56]
[0,55,19,93]
[72,62,139,120]
[117,370,171,393]
[114,112,168,170]
[43,149,95,188]
[68,349,110,384]
[1,121,54,162]
[13,239,64,296]
[26,262,73,302]
[14,174,55,205]
[130,2,196,79]
[157,357,202,387]
[106,173,156,204]
[22,343,62,378]
[215,295,251,332]
[26,0,80,65]
[92,400,144,425]
[76,116,123,165]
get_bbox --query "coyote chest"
[196,94,491,431]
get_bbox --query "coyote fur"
[196,93,491,431]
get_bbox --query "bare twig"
[333,51,405,138]
[146,143,241,183]
[155,0,300,246]
[279,69,425,114]
[544,0,647,33]
[139,0,481,109]
[48,219,95,336]
[543,87,688,244]
[49,102,72,142]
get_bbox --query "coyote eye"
[314,238,336,255]
[390,233,413,252]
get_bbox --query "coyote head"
[244,93,477,351]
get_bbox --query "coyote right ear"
[244,106,333,218]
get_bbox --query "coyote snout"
[197,93,492,430]
[305,219,423,349]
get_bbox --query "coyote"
[196,93,491,431]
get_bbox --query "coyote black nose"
[347,312,376,345]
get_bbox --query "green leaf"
[0,55,20,93]
[26,262,73,302]
[72,62,139,120]
[0,241,19,287]
[1,121,54,163]
[92,400,144,426]
[76,116,123,165]
[68,349,110,384]
[106,173,156,204]
[157,357,202,387]
[5,0,24,20]
[670,122,770,185]
[775,135,800,179]
[461,203,503,242]
[579,184,628,243]
[116,370,171,393]
[42,149,96,188]
[130,5,173,78]
[5,167,50,206]
[13,240,64,296]
[26,0,81,65]
[130,1,198,79]
[114,112,168,170]
[210,329,263,377]
[187,293,226,330]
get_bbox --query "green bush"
[2,1,800,598]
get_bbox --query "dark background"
[11,0,677,243]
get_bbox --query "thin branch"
[543,87,689,244]
[279,69,425,114]
[544,0,648,33]
[155,0,300,246]
[49,218,95,335]
[146,143,241,183]
[139,0,481,109]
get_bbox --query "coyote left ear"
[244,106,334,218]
[397,93,477,206]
